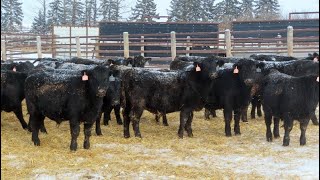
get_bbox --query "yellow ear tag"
[82,72,89,81]
[233,66,239,74]
[196,65,201,72]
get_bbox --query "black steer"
[25,66,110,151]
[261,69,319,146]
[121,58,219,138]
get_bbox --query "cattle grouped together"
[1,53,319,151]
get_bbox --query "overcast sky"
[22,0,319,26]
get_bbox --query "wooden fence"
[1,26,319,61]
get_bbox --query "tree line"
[1,0,281,34]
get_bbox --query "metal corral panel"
[53,26,99,58]
[232,19,319,39]
[99,22,220,57]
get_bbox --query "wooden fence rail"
[1,26,319,61]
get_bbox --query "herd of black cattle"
[1,53,319,151]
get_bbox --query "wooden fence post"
[225,29,232,57]
[95,39,100,59]
[37,36,42,58]
[141,36,145,57]
[171,31,176,61]
[1,40,7,61]
[76,36,81,58]
[287,26,294,56]
[123,32,129,58]
[186,36,191,56]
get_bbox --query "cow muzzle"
[97,89,107,97]
[210,72,219,79]
[244,79,254,86]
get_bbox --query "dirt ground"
[1,102,319,179]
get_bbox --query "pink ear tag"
[196,65,201,72]
[317,76,319,82]
[233,66,239,74]
[314,58,318,62]
[12,67,17,72]
[82,72,89,81]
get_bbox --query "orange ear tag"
[233,66,239,74]
[82,72,89,81]
[12,67,17,72]
[196,65,201,72]
[317,76,319,82]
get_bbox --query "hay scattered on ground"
[1,101,319,179]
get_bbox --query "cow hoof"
[178,133,184,139]
[96,132,103,136]
[33,140,40,146]
[135,134,142,138]
[283,139,290,146]
[300,138,306,146]
[124,134,130,138]
[83,141,90,149]
[266,136,273,142]
[70,145,77,151]
[225,133,232,137]
[117,122,123,125]
[163,123,169,126]
[187,132,193,137]
[282,142,289,146]
[40,128,47,134]
[242,120,248,123]
[312,121,319,126]
[235,132,241,136]
[274,134,280,139]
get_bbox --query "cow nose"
[210,72,218,79]
[113,100,120,105]
[97,89,106,97]
[244,79,254,85]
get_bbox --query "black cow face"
[192,57,219,79]
[233,59,262,86]
[84,66,110,97]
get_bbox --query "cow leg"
[204,108,210,120]
[241,106,248,122]
[122,105,131,138]
[283,116,293,146]
[69,119,80,151]
[95,111,103,136]
[178,108,190,138]
[223,108,233,137]
[257,101,262,117]
[13,106,28,130]
[130,107,143,138]
[162,113,169,126]
[211,109,217,118]
[273,117,280,138]
[83,123,94,149]
[234,109,241,135]
[30,113,43,146]
[251,100,257,119]
[103,106,112,126]
[311,112,319,125]
[264,110,273,142]
[114,105,123,125]
[184,112,193,137]
[155,113,160,123]
[299,119,309,146]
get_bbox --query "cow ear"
[217,60,225,67]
